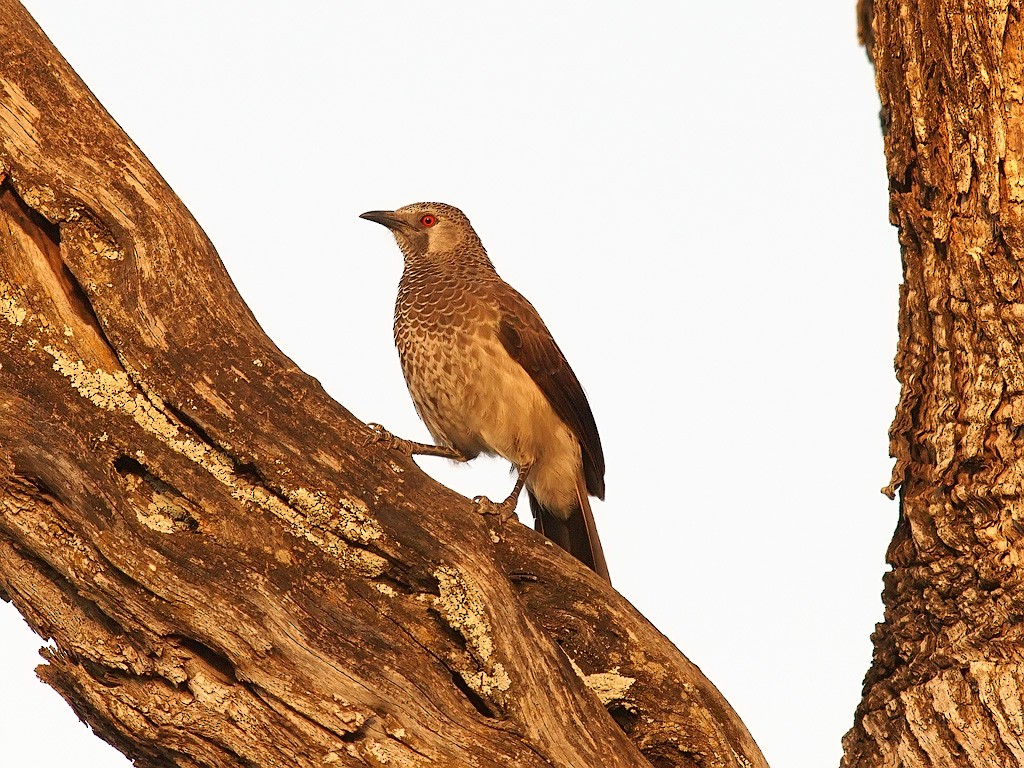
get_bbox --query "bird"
[360,202,610,582]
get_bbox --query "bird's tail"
[530,475,610,583]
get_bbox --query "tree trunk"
[844,0,1024,764]
[0,4,768,767]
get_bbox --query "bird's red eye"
[420,214,436,227]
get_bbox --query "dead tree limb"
[0,3,767,766]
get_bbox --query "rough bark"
[0,4,768,767]
[845,0,1024,765]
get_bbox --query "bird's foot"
[364,423,416,456]
[365,423,470,461]
[473,494,520,523]
[473,463,531,522]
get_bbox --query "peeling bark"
[845,0,1024,765]
[0,3,767,767]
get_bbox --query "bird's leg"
[474,463,532,522]
[365,423,469,461]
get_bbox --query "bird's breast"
[393,271,583,513]
[395,286,571,449]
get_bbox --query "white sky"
[2,3,900,767]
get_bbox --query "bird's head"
[360,202,485,263]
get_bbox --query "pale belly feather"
[399,325,582,517]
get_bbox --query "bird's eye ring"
[420,214,437,227]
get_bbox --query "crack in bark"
[114,455,202,533]
[0,181,123,371]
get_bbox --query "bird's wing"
[494,284,605,499]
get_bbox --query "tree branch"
[0,2,767,766]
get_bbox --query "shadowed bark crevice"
[0,181,122,370]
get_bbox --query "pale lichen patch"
[46,347,155,419]
[434,566,494,662]
[236,484,387,578]
[137,501,177,534]
[568,658,636,706]
[1,282,28,326]
[337,494,380,543]
[289,487,382,546]
[475,662,511,699]
[433,565,510,702]
[584,669,636,707]
[137,488,196,534]
[290,487,337,527]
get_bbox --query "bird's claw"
[473,494,518,523]
[365,423,412,455]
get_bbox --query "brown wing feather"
[495,285,605,499]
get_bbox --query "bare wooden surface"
[845,1,1024,764]
[0,2,768,766]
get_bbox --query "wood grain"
[845,1,1024,765]
[0,3,767,767]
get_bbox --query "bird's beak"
[360,210,408,231]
